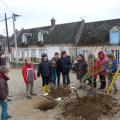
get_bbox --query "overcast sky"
[0,0,120,36]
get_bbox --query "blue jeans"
[0,100,8,120]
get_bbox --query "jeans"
[0,100,8,120]
[62,71,70,85]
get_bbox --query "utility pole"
[12,13,18,64]
[5,13,10,53]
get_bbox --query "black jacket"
[75,60,88,80]
[60,56,71,72]
[37,60,51,77]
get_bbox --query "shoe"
[31,93,37,96]
[26,96,32,99]
[7,99,12,102]
[7,115,12,119]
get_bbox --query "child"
[96,51,107,90]
[37,53,51,94]
[50,59,57,89]
[53,52,61,87]
[106,53,118,94]
[22,57,37,99]
[85,54,97,89]
[60,51,71,86]
[74,54,88,89]
[0,65,12,120]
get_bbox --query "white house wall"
[36,49,39,58]
[11,46,72,61]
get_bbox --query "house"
[10,18,120,63]
[10,18,84,62]
[77,18,120,63]
[0,35,9,53]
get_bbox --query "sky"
[0,0,120,36]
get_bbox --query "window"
[38,32,43,42]
[110,32,120,44]
[31,49,36,57]
[22,34,27,43]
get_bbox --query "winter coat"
[37,60,51,77]
[96,52,107,77]
[50,60,57,81]
[88,61,98,78]
[22,64,36,84]
[53,58,61,76]
[106,59,117,73]
[75,60,88,80]
[60,56,71,73]
[0,73,9,101]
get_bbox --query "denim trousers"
[0,100,8,120]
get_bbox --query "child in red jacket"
[22,57,37,99]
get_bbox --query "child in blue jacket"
[106,53,118,94]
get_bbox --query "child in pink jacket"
[96,51,107,90]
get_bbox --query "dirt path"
[3,69,120,120]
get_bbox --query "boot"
[46,85,50,92]
[42,86,46,94]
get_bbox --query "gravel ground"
[0,69,120,120]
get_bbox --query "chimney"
[51,17,56,28]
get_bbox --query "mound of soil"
[49,87,72,98]
[35,100,57,111]
[62,95,120,120]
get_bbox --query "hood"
[98,51,107,61]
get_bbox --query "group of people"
[22,51,72,99]
[74,51,118,94]
[0,49,118,120]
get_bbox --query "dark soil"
[35,99,58,111]
[35,87,71,111]
[49,87,72,99]
[62,95,120,120]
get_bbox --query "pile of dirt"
[35,99,57,111]
[49,87,72,98]
[62,95,120,120]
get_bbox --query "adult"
[60,51,71,86]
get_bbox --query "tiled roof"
[10,21,81,46]
[78,18,120,46]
